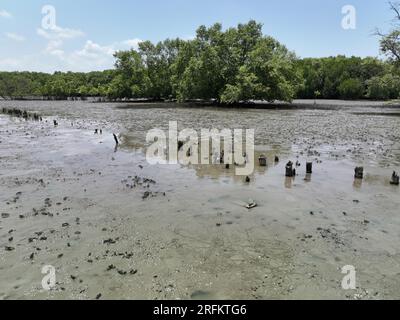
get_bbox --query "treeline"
[297,56,400,100]
[1,20,399,102]
[0,70,116,100]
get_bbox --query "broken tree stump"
[354,167,364,179]
[259,155,267,167]
[391,171,399,186]
[286,161,294,177]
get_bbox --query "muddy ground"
[0,100,400,300]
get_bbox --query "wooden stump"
[354,167,364,179]
[286,161,294,177]
[391,171,399,186]
[306,162,313,174]
[259,155,267,167]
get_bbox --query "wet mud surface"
[0,100,400,300]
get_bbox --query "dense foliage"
[1,16,400,102]
[106,21,302,103]
[0,70,116,99]
[296,56,398,100]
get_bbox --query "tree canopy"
[1,16,400,102]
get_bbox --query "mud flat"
[0,100,400,300]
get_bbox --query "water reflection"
[353,178,363,189]
[304,173,312,182]
[189,150,287,180]
[284,177,294,189]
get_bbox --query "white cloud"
[121,38,142,50]
[36,38,144,72]
[44,39,64,57]
[5,32,25,42]
[0,9,12,19]
[37,26,85,40]
[37,24,85,57]
[1,28,143,72]
[0,56,39,72]
[75,40,115,58]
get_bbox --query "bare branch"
[389,1,400,21]
[373,27,385,37]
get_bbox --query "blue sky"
[0,0,395,73]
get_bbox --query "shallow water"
[0,100,400,300]
[2,100,400,166]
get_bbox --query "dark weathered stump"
[391,171,399,186]
[306,162,313,174]
[286,161,294,177]
[220,150,225,164]
[259,155,267,167]
[354,167,364,179]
